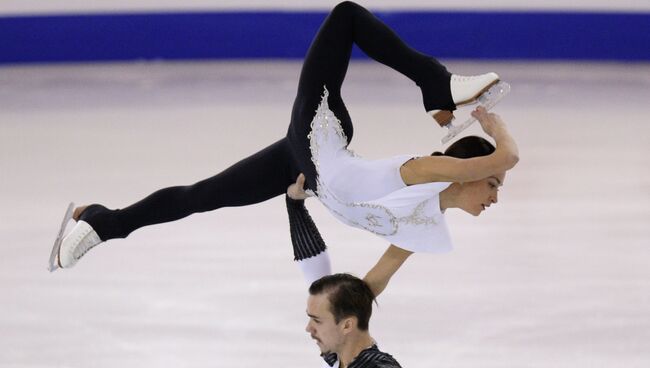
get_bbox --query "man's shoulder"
[352,346,402,368]
[322,352,339,367]
[321,345,401,368]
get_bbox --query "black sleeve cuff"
[286,195,327,261]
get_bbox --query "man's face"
[305,293,345,354]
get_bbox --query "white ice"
[0,60,649,367]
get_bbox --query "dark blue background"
[1,11,649,64]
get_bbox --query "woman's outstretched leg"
[56,139,299,269]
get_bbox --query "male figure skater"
[306,273,401,368]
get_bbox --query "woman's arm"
[287,176,414,295]
[401,107,519,185]
[363,244,413,297]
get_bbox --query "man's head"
[305,273,375,354]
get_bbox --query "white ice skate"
[48,203,102,271]
[428,73,500,125]
[440,80,511,144]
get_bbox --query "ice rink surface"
[1,60,649,367]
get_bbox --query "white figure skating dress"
[307,88,453,253]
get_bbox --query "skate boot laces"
[72,228,101,260]
[59,221,102,268]
[451,74,497,82]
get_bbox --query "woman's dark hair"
[432,135,495,158]
[309,273,375,331]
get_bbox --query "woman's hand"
[287,173,310,200]
[472,106,506,139]
[472,106,519,170]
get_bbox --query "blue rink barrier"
[1,10,649,64]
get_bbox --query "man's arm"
[286,173,331,284]
[286,195,327,261]
[286,195,331,284]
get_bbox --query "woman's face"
[458,173,505,216]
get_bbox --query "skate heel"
[73,205,89,221]
[441,81,511,144]
[432,110,455,127]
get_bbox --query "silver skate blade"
[48,202,75,272]
[441,81,511,144]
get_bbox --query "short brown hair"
[309,273,375,330]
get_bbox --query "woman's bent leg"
[294,1,452,115]
[287,2,453,190]
[82,139,297,241]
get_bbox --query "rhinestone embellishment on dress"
[307,86,439,237]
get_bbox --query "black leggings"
[84,1,453,241]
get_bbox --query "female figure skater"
[52,2,518,296]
